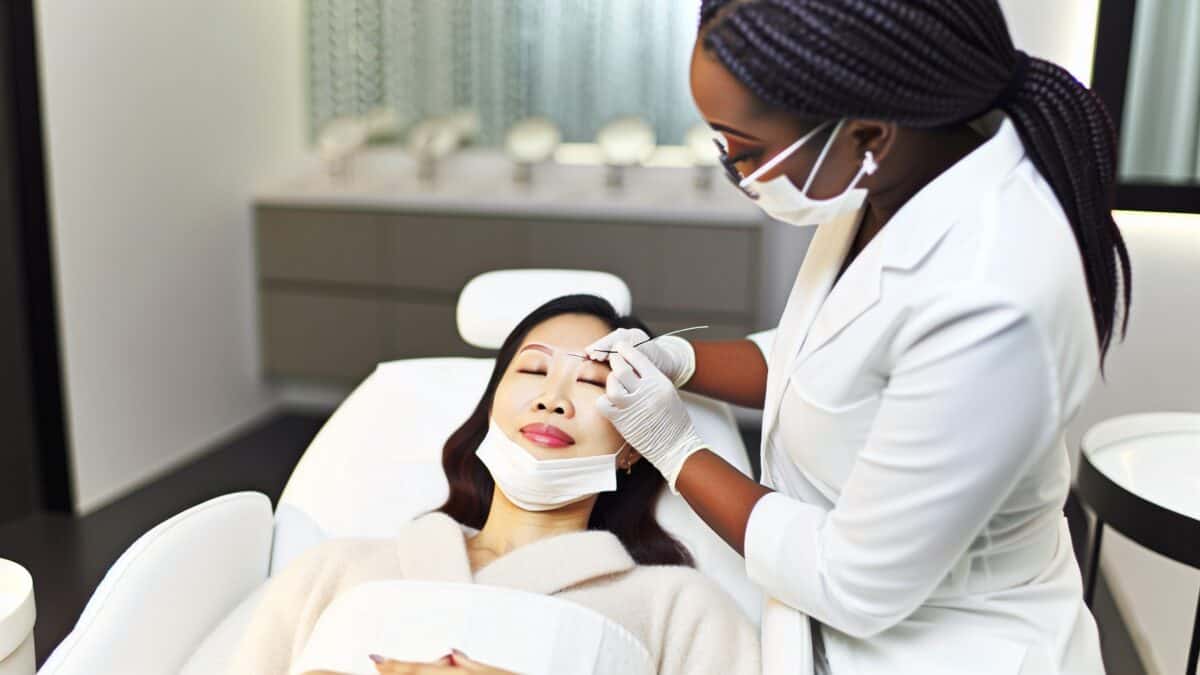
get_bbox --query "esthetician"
[586,1,1129,673]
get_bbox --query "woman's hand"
[601,344,772,553]
[585,328,696,389]
[370,649,518,674]
[597,343,707,491]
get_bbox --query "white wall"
[1000,2,1200,673]
[34,1,307,513]
[999,0,1100,84]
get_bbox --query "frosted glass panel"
[309,0,703,146]
[1117,0,1200,184]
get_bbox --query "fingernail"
[369,653,385,664]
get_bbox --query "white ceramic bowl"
[0,559,34,675]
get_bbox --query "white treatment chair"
[39,269,761,675]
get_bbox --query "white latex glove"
[596,343,707,492]
[584,328,696,389]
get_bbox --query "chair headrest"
[457,270,632,349]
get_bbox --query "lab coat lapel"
[798,116,1028,361]
[798,208,949,361]
[473,530,636,595]
[760,211,861,455]
[800,244,884,362]
[800,209,951,360]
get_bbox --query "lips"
[520,423,576,448]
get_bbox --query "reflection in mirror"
[1117,1,1200,185]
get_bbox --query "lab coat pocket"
[777,380,880,499]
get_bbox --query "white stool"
[1077,412,1200,674]
[0,559,35,675]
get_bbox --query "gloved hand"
[596,343,707,492]
[584,328,696,389]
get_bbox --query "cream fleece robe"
[228,512,759,675]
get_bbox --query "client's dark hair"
[440,294,693,567]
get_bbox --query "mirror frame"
[1092,0,1200,214]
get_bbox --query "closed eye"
[518,369,546,376]
[577,378,605,388]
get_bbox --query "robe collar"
[395,513,637,595]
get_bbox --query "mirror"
[1093,0,1200,213]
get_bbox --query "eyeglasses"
[712,121,835,201]
[713,138,761,199]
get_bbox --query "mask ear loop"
[800,119,847,194]
[805,121,881,198]
[739,120,833,187]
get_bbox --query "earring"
[625,464,633,476]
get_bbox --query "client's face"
[491,313,626,461]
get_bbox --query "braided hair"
[700,0,1131,360]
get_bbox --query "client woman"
[228,295,759,675]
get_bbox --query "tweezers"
[567,325,709,359]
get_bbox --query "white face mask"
[476,419,623,512]
[739,119,879,228]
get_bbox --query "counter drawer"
[656,225,754,313]
[383,300,490,360]
[261,289,385,381]
[258,208,386,286]
[387,214,528,292]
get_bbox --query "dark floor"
[0,413,1146,673]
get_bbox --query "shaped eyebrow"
[710,121,763,142]
[517,343,610,369]
[518,344,553,356]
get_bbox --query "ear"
[617,445,643,470]
[845,119,899,166]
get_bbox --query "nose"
[532,389,575,418]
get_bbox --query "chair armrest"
[39,492,274,675]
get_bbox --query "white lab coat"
[746,113,1106,674]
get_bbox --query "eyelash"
[729,148,763,164]
[718,138,764,165]
[518,369,605,388]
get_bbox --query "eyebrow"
[517,343,610,367]
[518,344,553,356]
[709,122,763,143]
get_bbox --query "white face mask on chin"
[475,419,623,512]
[739,119,879,228]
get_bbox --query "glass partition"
[308,0,703,146]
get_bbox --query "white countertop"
[254,148,766,227]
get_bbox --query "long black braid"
[700,0,1131,361]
